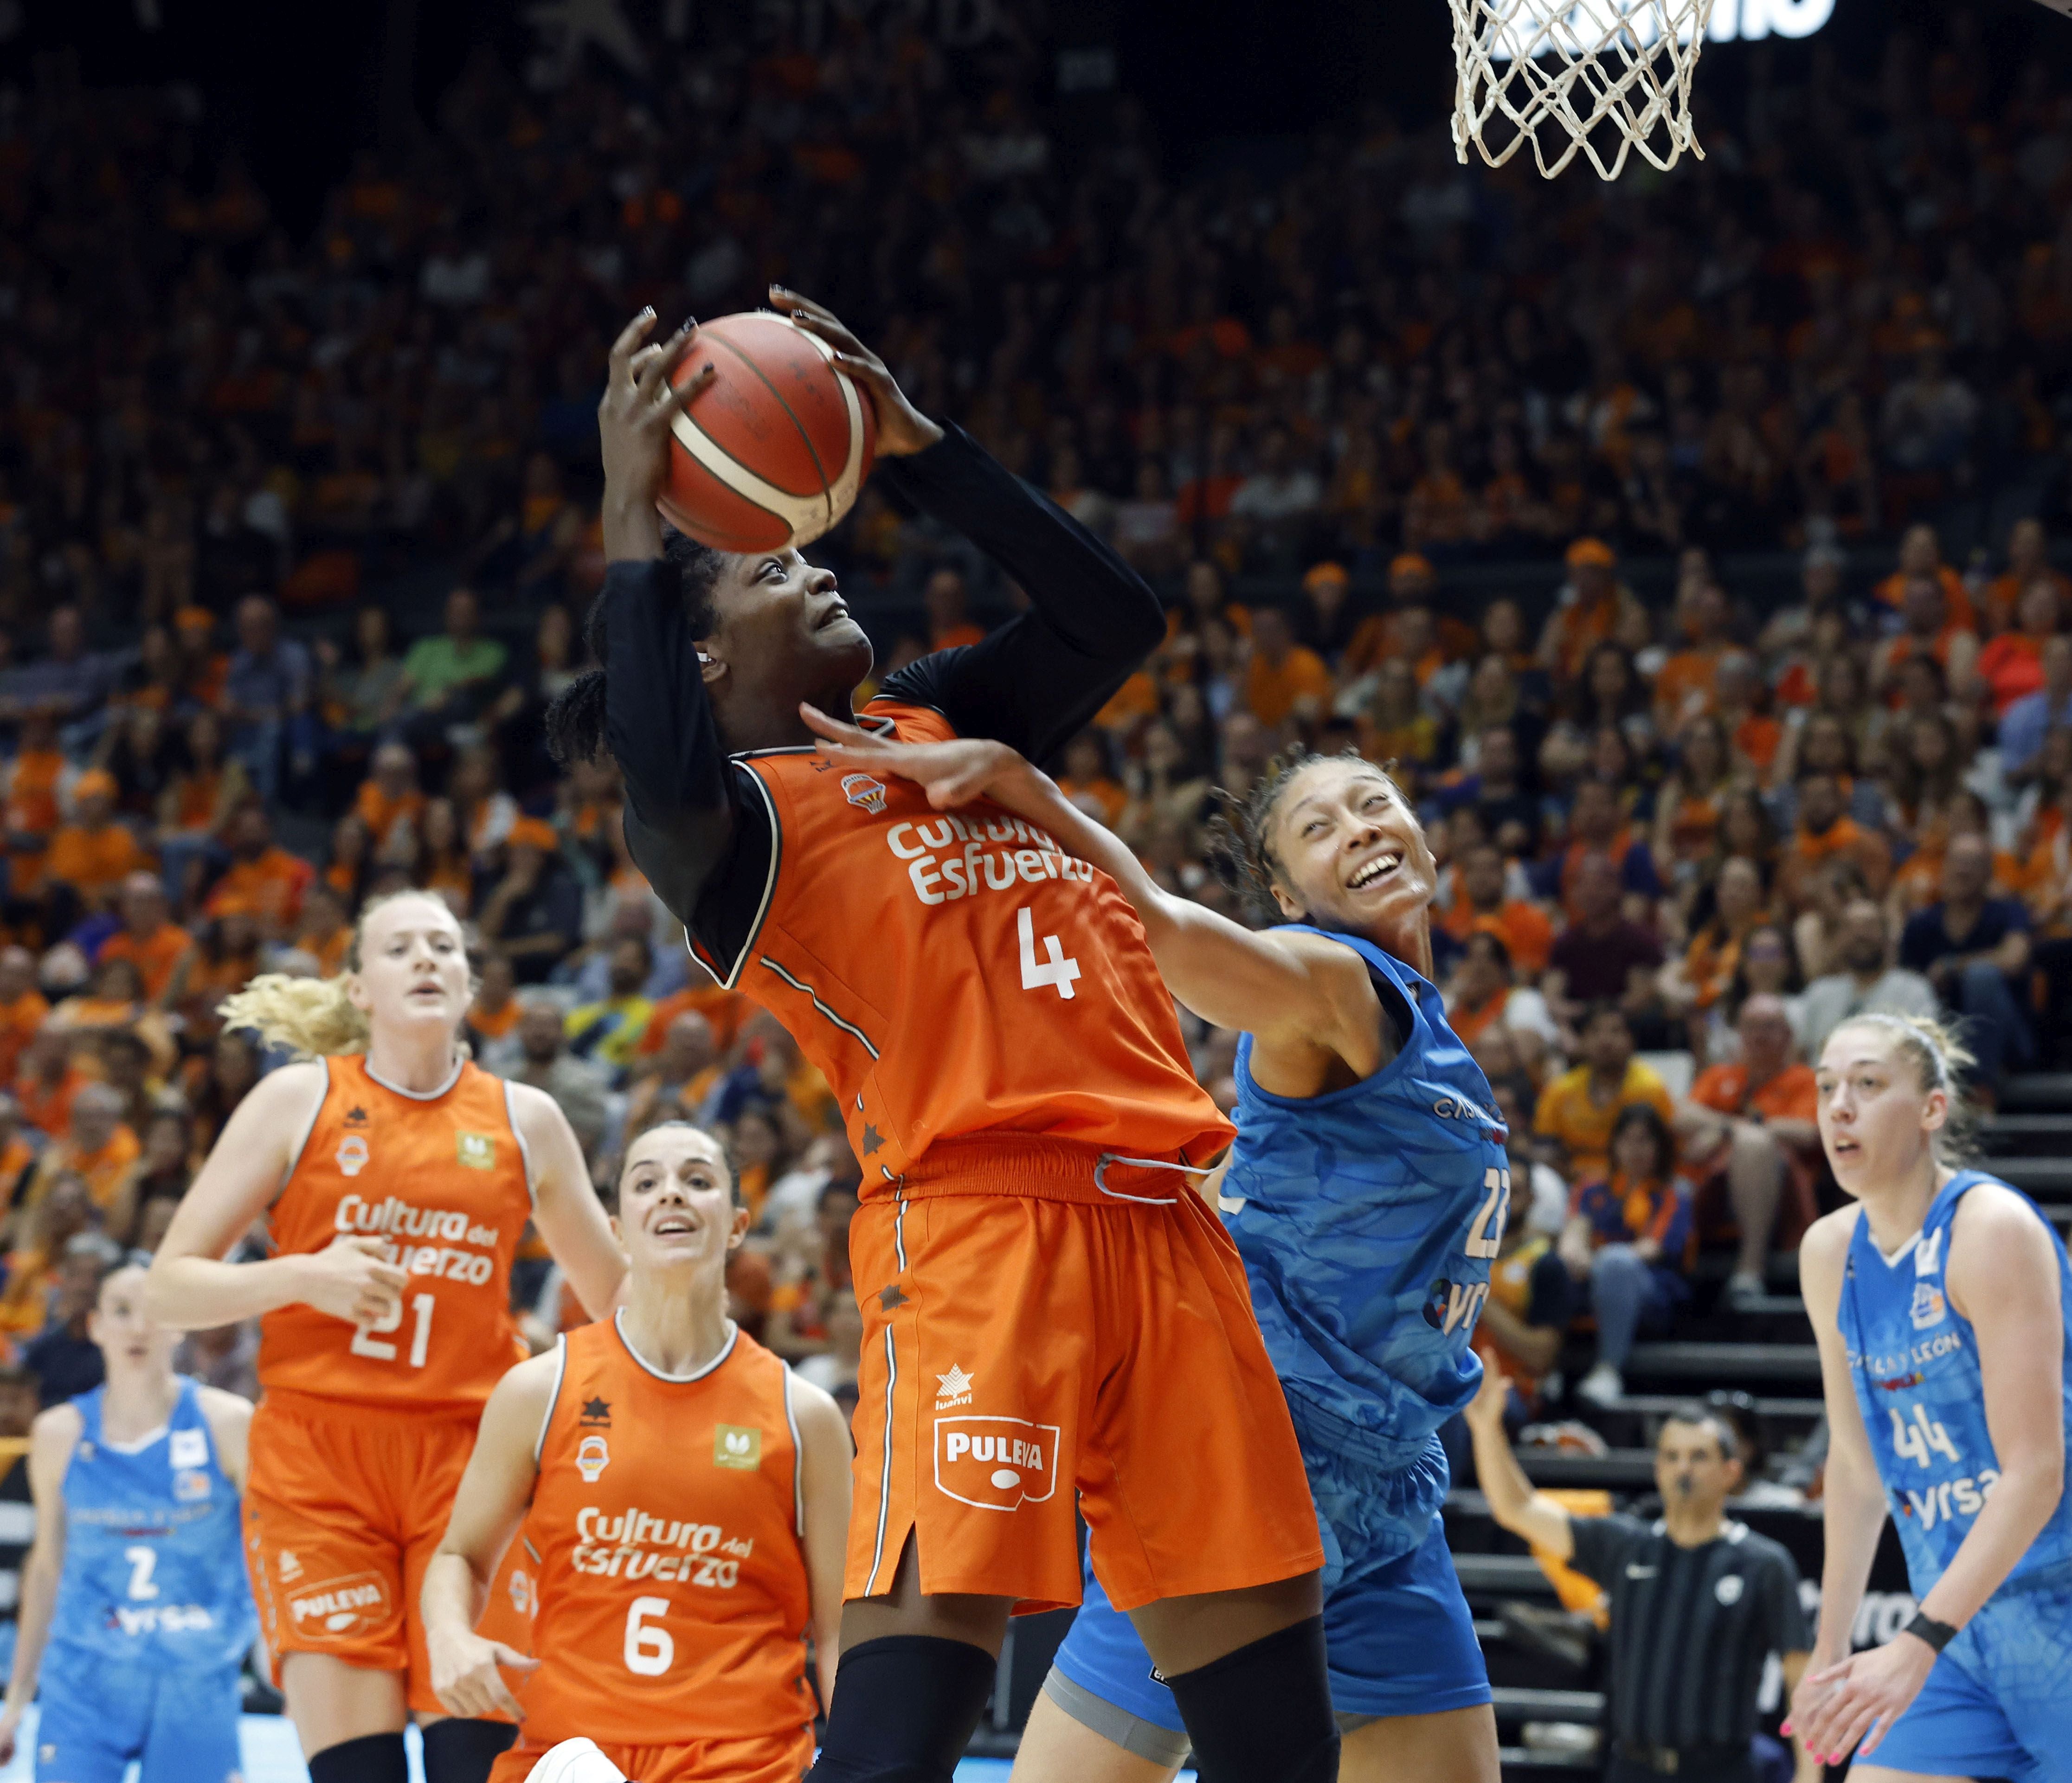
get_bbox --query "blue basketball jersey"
[50,1377,255,1670]
[1225,930,1507,1481]
[1837,1170,2072,1597]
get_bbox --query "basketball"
[659,310,877,553]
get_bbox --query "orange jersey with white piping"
[257,1055,534,1415]
[695,702,1232,1198]
[518,1317,816,1748]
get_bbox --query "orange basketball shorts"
[488,1727,814,1783]
[845,1176,1323,1614]
[245,1390,531,1714]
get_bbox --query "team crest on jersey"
[934,1416,1060,1512]
[1915,1228,1944,1277]
[456,1132,495,1171]
[842,773,888,814]
[335,1133,370,1178]
[174,1469,212,1501]
[1714,1573,1745,1606]
[170,1427,208,1470]
[714,1424,762,1470]
[1911,1281,1948,1330]
[576,1434,610,1482]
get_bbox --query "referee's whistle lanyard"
[1093,1152,1221,1206]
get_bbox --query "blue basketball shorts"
[35,1651,244,1783]
[1866,1577,2072,1783]
[1046,1512,1490,1761]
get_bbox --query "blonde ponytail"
[218,972,369,1057]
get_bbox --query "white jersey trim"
[534,1335,567,1467]
[364,1055,466,1101]
[612,1309,740,1383]
[504,1079,538,1206]
[781,1365,805,1537]
[278,1058,330,1191]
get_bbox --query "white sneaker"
[1725,1271,1767,1310]
[525,1739,628,1783]
[1576,1362,1624,1407]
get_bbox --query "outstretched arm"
[802,707,1377,1063]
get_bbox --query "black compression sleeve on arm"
[875,425,1165,763]
[805,1634,997,1783]
[599,556,762,938]
[1162,1617,1339,1783]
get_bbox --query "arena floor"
[0,1714,1131,1783]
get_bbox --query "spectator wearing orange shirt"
[1653,580,1732,727]
[1982,518,2071,635]
[0,949,50,1088]
[1872,521,1977,631]
[1713,653,1782,779]
[44,769,149,918]
[353,740,425,850]
[20,1082,140,1245]
[637,980,748,1059]
[1661,855,1770,1037]
[0,1095,35,1240]
[202,801,314,935]
[1243,604,1333,728]
[99,872,194,1009]
[1537,538,1643,681]
[1779,771,1892,910]
[1439,841,1555,975]
[923,565,985,651]
[1678,994,1821,1307]
[0,712,73,897]
[1869,571,1979,703]
[463,952,524,1063]
[1972,577,2062,718]
[14,1025,87,1141]
[292,882,353,978]
[1055,731,1127,827]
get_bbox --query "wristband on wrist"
[1904,1610,1958,1653]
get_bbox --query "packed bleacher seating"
[7,7,2072,1764]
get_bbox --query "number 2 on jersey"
[351,1293,435,1366]
[1465,1166,1511,1259]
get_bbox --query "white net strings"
[1450,0,1720,180]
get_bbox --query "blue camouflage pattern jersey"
[1837,1168,2072,1596]
[1225,928,1508,1559]
[50,1377,255,1670]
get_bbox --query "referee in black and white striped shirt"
[1465,1369,1818,1782]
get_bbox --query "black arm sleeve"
[601,558,772,969]
[1564,1513,1647,1588]
[875,424,1165,764]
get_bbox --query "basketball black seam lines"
[702,331,834,521]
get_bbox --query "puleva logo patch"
[335,1134,370,1178]
[576,1434,610,1483]
[456,1132,496,1171]
[714,1424,762,1470]
[842,773,888,814]
[934,1416,1061,1512]
[288,1570,391,1637]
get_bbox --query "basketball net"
[1449,0,1718,181]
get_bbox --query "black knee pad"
[419,1717,518,1783]
[806,1635,996,1783]
[308,1732,411,1783]
[1164,1616,1339,1783]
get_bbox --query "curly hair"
[545,528,728,766]
[1207,746,1401,925]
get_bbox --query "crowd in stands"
[2,12,2072,1446]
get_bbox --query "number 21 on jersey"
[352,1293,436,1367]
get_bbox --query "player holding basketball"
[1789,1013,2072,1780]
[0,1265,254,1783]
[145,892,626,1783]
[422,1121,850,1783]
[544,296,1337,1783]
[808,717,1505,1783]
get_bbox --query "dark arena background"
[3,0,2072,1778]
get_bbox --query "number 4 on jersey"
[1017,908,1081,1001]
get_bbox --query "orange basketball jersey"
[258,1056,533,1416]
[519,1317,815,1748]
[697,702,1233,1199]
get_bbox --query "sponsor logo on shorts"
[842,773,888,814]
[934,1365,975,1410]
[714,1424,761,1469]
[934,1415,1060,1512]
[1714,1574,1744,1605]
[1910,1281,1947,1330]
[576,1434,610,1482]
[335,1134,370,1177]
[278,1550,302,1581]
[288,1571,390,1638]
